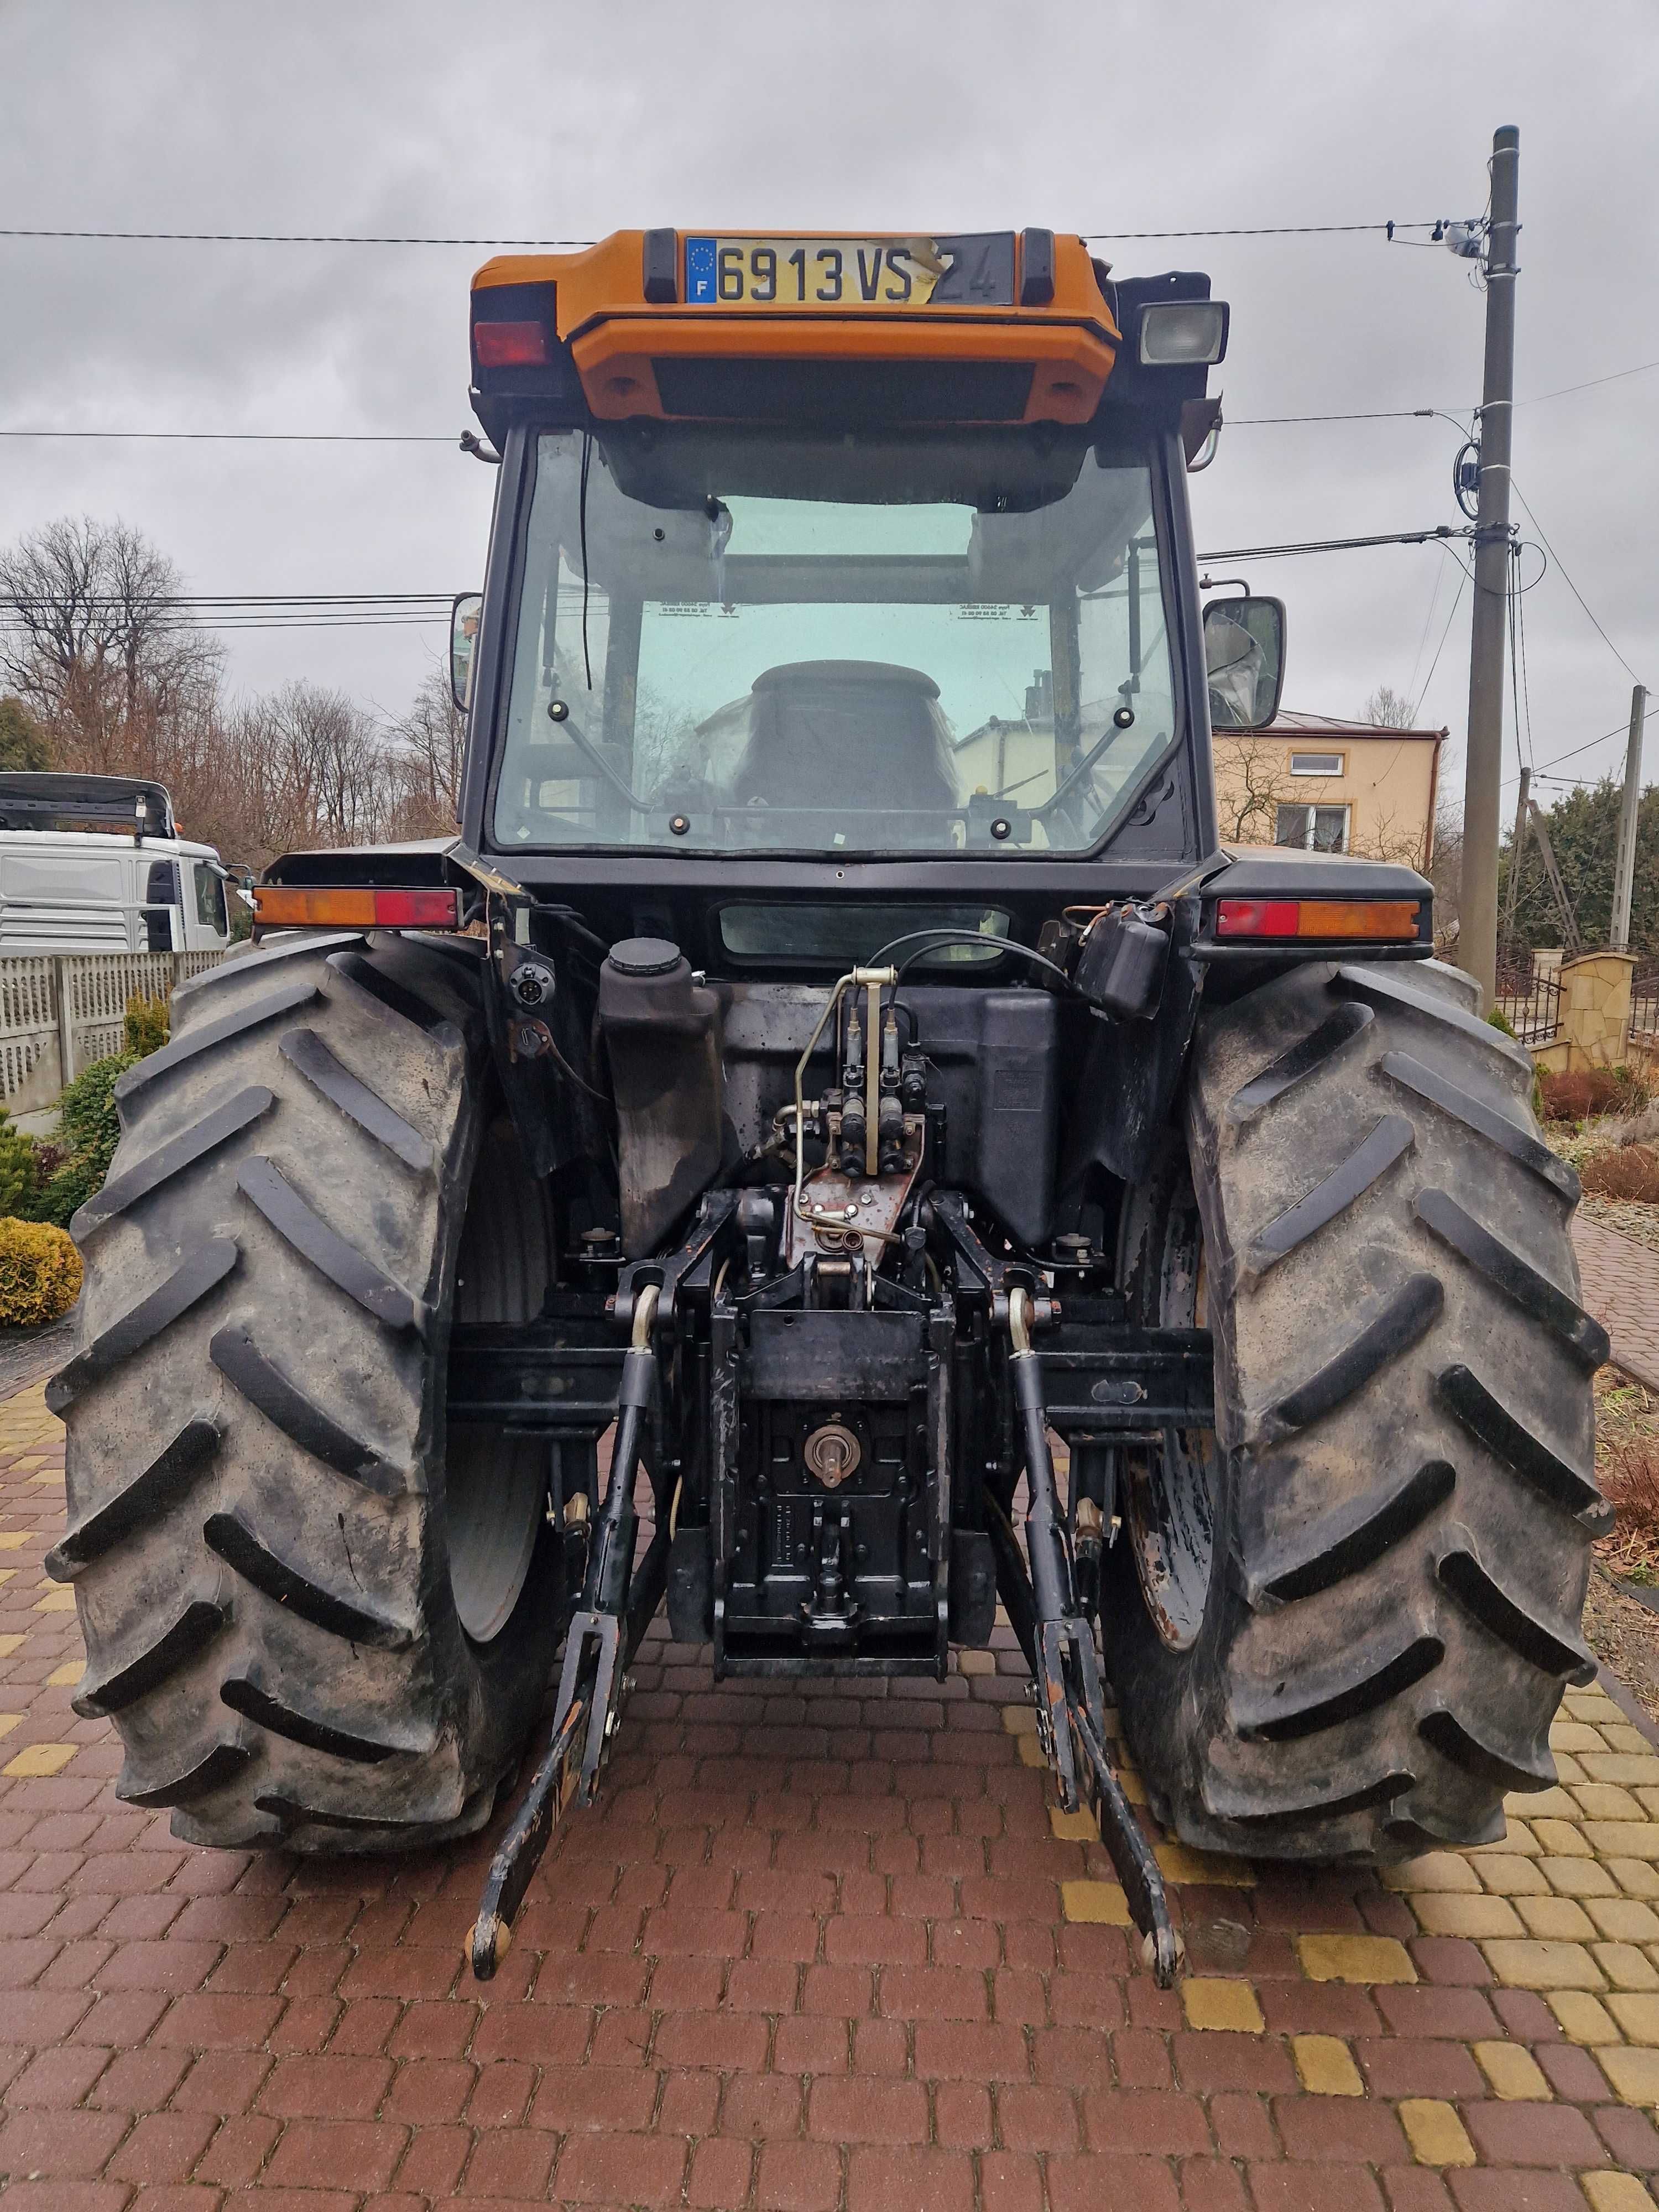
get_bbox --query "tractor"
[50,229,1608,1983]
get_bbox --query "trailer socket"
[509,959,556,1009]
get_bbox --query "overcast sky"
[1,0,1654,808]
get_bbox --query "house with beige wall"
[1212,708,1444,868]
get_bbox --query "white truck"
[0,774,239,956]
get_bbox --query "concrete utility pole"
[1500,764,1530,955]
[1611,683,1648,952]
[1458,124,1521,1008]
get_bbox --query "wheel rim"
[1126,1169,1218,1652]
[445,1120,551,1644]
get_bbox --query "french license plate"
[682,233,1014,310]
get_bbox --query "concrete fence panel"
[0,950,226,1121]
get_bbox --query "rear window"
[717,903,1010,968]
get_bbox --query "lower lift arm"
[997,1288,1182,1987]
[469,1285,663,1979]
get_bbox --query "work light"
[1138,299,1229,366]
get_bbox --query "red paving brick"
[0,1355,1656,2212]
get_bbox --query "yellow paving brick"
[1554,1752,1588,1784]
[1533,1817,1594,1858]
[0,1714,19,1739]
[1001,1704,1038,1735]
[32,1587,74,1611]
[1398,2099,1476,2167]
[1599,1943,1659,1991]
[1642,1789,1659,1821]
[1549,1990,1623,2044]
[1607,1724,1657,1754]
[1469,1818,1540,1856]
[1572,1783,1645,1821]
[1412,1892,1525,1939]
[1383,1851,1482,1894]
[1598,2044,1659,2106]
[1155,1841,1254,1887]
[1614,1860,1659,1901]
[1050,1807,1099,1842]
[1475,1854,1550,1895]
[1515,1786,1583,1820]
[1551,1720,1611,1752]
[44,1660,82,1688]
[26,1473,62,1488]
[1584,1755,1659,1786]
[1608,1992,1659,2044]
[0,1634,23,1657]
[1481,1938,1606,1990]
[1545,1856,1619,1898]
[956,1648,995,1675]
[1292,2034,1363,2095]
[1061,1880,1131,1925]
[0,1532,30,1550]
[1182,1978,1265,2033]
[1517,1894,1598,1941]
[3,1741,75,1777]
[1591,1897,1659,1943]
[1565,1689,1624,1718]
[1589,1823,1659,1861]
[1295,1933,1417,1985]
[1016,1733,1046,1768]
[1473,2039,1551,2100]
[1581,2172,1659,2212]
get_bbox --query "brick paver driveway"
[2,1370,1659,2211]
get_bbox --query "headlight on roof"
[1138,299,1228,366]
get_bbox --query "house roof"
[1249,709,1448,741]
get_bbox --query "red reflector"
[1216,899,1300,937]
[373,889,461,927]
[474,319,549,367]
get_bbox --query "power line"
[1197,524,1466,563]
[1084,222,1441,239]
[1228,408,1446,426]
[0,227,591,246]
[0,221,1446,248]
[1516,357,1659,406]
[0,428,456,444]
[1510,480,1645,686]
[1413,567,1471,718]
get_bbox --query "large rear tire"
[48,930,564,1851]
[1102,957,1610,1860]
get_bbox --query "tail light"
[1214,899,1422,942]
[253,886,461,931]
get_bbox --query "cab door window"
[191,862,228,938]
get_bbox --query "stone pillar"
[1558,950,1635,1071]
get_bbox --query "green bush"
[32,1053,135,1229]
[123,992,170,1057]
[0,1107,39,1218]
[0,1218,81,1325]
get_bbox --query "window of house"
[1289,752,1344,776]
[1276,803,1350,853]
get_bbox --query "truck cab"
[0,773,238,956]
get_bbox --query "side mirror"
[450,592,483,713]
[1203,594,1286,731]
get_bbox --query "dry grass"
[1597,1371,1659,1583]
[1582,1144,1659,1202]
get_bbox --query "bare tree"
[1361,685,1418,729]
[385,666,466,837]
[1211,730,1300,844]
[0,515,221,773]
